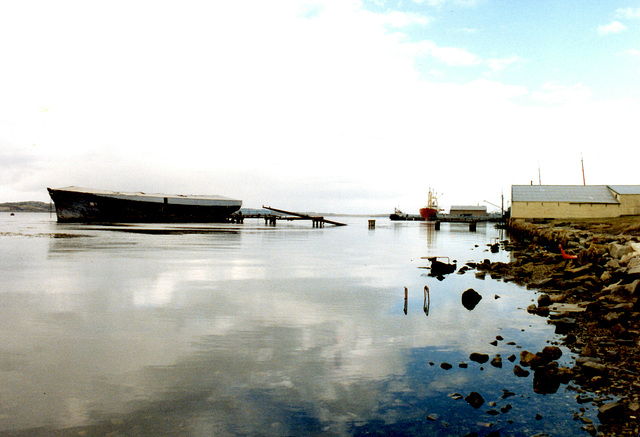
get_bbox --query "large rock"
[608,242,633,260]
[626,279,640,295]
[580,361,608,376]
[627,257,640,276]
[598,401,627,422]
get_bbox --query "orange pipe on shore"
[559,244,578,260]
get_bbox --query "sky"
[1,0,639,214]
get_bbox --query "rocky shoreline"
[475,218,640,436]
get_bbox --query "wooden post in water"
[423,285,430,316]
[368,219,375,229]
[403,287,408,315]
[469,221,477,232]
[434,221,441,230]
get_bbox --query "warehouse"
[511,185,640,220]
[449,205,487,217]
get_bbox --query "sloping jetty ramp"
[262,206,347,227]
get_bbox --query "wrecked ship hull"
[47,186,242,223]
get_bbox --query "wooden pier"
[230,207,347,227]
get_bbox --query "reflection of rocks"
[427,257,457,277]
[461,288,482,310]
[513,365,530,378]
[469,352,489,364]
[465,391,484,409]
[490,356,502,368]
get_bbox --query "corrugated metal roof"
[54,186,241,203]
[511,185,619,204]
[609,185,640,195]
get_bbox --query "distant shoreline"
[0,201,51,213]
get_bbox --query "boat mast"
[581,154,586,185]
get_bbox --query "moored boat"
[47,186,242,223]
[390,208,408,221]
[419,188,441,221]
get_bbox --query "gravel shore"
[477,217,640,436]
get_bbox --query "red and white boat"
[419,188,441,221]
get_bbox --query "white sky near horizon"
[0,0,639,214]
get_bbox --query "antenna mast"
[581,154,586,185]
[538,162,542,185]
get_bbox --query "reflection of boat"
[419,188,441,221]
[47,186,242,223]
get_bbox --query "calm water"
[0,213,599,436]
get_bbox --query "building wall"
[511,201,620,219]
[618,194,640,216]
[450,208,487,217]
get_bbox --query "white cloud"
[597,21,627,35]
[530,82,592,105]
[626,49,640,58]
[417,41,482,66]
[486,55,522,72]
[615,7,640,20]
[384,10,432,28]
[411,0,483,6]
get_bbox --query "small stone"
[440,362,453,370]
[538,294,552,307]
[490,356,502,368]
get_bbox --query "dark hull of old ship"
[47,187,242,223]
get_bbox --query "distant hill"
[0,201,51,213]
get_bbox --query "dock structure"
[262,206,347,227]
[230,207,347,227]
